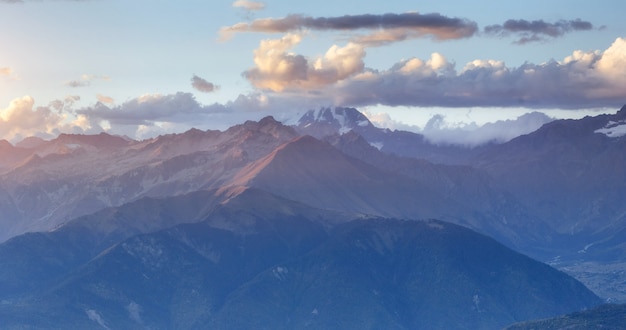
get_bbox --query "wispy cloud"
[484,18,595,44]
[232,0,265,11]
[85,310,110,330]
[191,75,219,93]
[97,94,115,105]
[220,12,478,42]
[65,74,110,88]
[0,67,18,81]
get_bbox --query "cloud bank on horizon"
[223,11,620,109]
[1,0,625,144]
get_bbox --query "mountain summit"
[296,107,375,138]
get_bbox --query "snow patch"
[578,243,595,254]
[473,294,484,313]
[426,221,445,230]
[334,110,352,135]
[86,309,110,329]
[122,238,166,269]
[339,126,351,135]
[595,120,626,137]
[126,301,144,325]
[272,266,289,281]
[369,141,384,150]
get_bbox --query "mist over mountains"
[0,105,625,328]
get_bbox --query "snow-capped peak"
[595,119,626,138]
[297,107,374,136]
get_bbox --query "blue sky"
[1,0,625,142]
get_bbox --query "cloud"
[97,94,115,105]
[0,96,98,143]
[0,67,18,81]
[232,0,265,11]
[275,37,626,110]
[421,112,553,146]
[244,33,366,91]
[362,110,421,132]
[484,18,595,44]
[65,74,110,88]
[75,92,288,139]
[78,92,230,126]
[220,12,478,42]
[191,75,219,93]
[0,92,303,142]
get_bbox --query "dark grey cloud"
[221,12,478,41]
[191,75,219,93]
[484,18,594,44]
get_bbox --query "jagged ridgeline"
[0,105,625,328]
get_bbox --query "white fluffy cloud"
[0,96,98,142]
[244,33,366,91]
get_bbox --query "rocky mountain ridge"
[1,105,625,305]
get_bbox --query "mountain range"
[0,190,601,329]
[1,105,625,328]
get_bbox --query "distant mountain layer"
[0,189,601,329]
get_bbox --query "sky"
[1,0,625,144]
